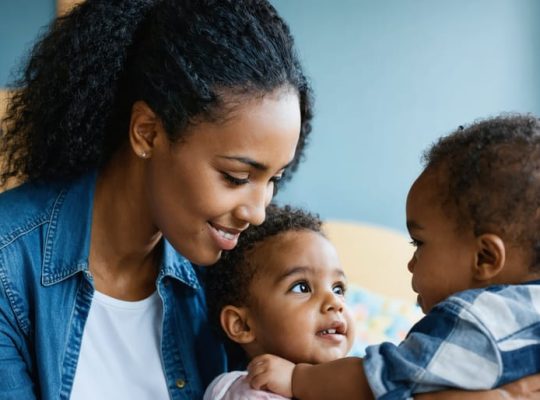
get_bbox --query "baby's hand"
[247,354,296,398]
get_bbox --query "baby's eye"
[409,238,423,248]
[290,281,311,293]
[333,284,346,296]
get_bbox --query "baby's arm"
[248,355,540,400]
[247,354,374,400]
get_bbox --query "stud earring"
[140,151,148,158]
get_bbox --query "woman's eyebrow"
[218,155,293,171]
[218,155,267,170]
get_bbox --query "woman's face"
[145,89,301,265]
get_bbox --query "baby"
[246,114,540,399]
[203,204,355,399]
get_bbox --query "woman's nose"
[233,184,272,226]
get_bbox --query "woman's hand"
[417,374,540,400]
[497,374,540,399]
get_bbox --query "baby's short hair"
[423,114,540,270]
[205,204,322,337]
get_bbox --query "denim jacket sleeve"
[0,283,36,400]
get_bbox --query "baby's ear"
[220,305,256,345]
[474,233,506,281]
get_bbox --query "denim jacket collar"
[41,170,200,290]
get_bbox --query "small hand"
[247,354,296,398]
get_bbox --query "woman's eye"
[222,173,249,186]
[291,282,311,293]
[270,175,283,195]
[333,284,346,296]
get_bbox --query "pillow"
[346,284,423,356]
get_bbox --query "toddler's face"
[406,168,478,313]
[245,230,354,364]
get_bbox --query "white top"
[70,290,169,399]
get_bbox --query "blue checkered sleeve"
[362,283,540,399]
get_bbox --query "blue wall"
[1,1,539,232]
[271,0,540,232]
[0,1,55,87]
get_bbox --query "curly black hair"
[422,114,540,270]
[204,204,322,365]
[0,0,313,186]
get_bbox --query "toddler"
[247,115,540,399]
[203,204,355,399]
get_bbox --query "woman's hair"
[204,204,322,359]
[423,114,540,270]
[1,0,313,185]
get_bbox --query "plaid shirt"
[363,280,540,399]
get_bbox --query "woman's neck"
[89,147,162,300]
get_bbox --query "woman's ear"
[220,305,256,345]
[129,100,159,159]
[474,233,506,282]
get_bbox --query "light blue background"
[2,1,539,233]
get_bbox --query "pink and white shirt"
[204,371,289,400]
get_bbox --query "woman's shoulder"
[0,180,64,242]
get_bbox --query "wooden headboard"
[0,89,8,120]
[323,220,415,302]
[57,0,84,16]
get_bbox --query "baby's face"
[406,168,478,313]
[245,230,354,364]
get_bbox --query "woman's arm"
[0,290,37,399]
[416,374,540,400]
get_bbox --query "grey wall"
[1,1,539,232]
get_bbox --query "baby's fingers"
[249,370,271,391]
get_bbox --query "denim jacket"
[0,171,226,400]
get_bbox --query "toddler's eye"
[291,281,311,293]
[333,284,346,296]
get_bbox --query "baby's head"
[206,204,354,366]
[407,114,540,313]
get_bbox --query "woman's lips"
[208,222,242,251]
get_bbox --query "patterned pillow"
[346,284,423,356]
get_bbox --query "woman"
[0,1,310,399]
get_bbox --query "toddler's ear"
[220,305,256,345]
[474,233,506,281]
